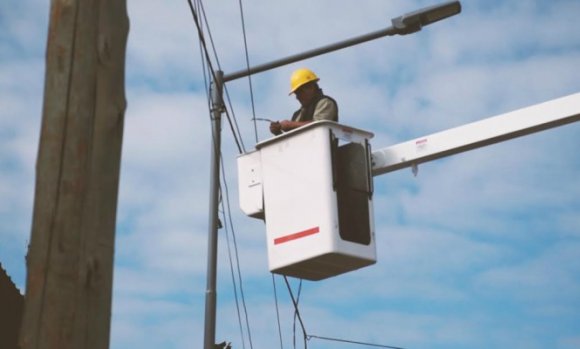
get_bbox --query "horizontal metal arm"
[371,92,580,176]
[224,1,461,82]
[224,27,400,82]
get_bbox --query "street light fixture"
[204,2,462,348]
[392,1,462,34]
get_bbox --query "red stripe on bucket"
[274,226,320,245]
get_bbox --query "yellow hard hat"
[289,68,319,94]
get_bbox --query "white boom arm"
[371,92,580,176]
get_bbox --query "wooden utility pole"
[20,0,128,348]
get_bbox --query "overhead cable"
[187,0,246,154]
[283,276,308,348]
[307,335,406,349]
[186,0,250,346]
[220,200,247,349]
[196,0,247,153]
[282,276,406,349]
[271,274,285,349]
[237,0,260,143]
[220,153,254,349]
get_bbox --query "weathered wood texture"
[20,0,128,348]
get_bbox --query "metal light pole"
[203,2,461,348]
[204,70,224,349]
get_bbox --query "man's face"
[295,83,316,106]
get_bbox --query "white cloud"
[474,241,580,303]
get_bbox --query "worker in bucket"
[270,68,338,135]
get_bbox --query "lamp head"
[391,1,462,35]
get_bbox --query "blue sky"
[1,0,580,348]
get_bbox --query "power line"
[237,0,260,143]
[187,0,246,154]
[186,0,218,82]
[186,1,251,347]
[220,153,254,349]
[307,335,406,349]
[272,274,285,349]
[283,277,308,349]
[222,90,246,153]
[292,279,304,349]
[192,1,212,114]
[196,0,247,154]
[191,6,253,345]
[282,276,406,349]
[220,199,247,349]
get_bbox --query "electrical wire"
[220,199,247,349]
[237,0,260,143]
[220,153,254,349]
[186,0,218,84]
[222,89,246,154]
[282,277,406,349]
[187,0,246,154]
[283,276,308,349]
[196,1,247,154]
[307,335,406,349]
[293,279,303,349]
[271,274,285,349]
[187,0,251,346]
[192,0,212,114]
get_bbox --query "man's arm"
[270,97,338,135]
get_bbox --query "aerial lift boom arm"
[371,93,580,176]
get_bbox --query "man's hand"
[270,121,282,135]
[270,120,310,135]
